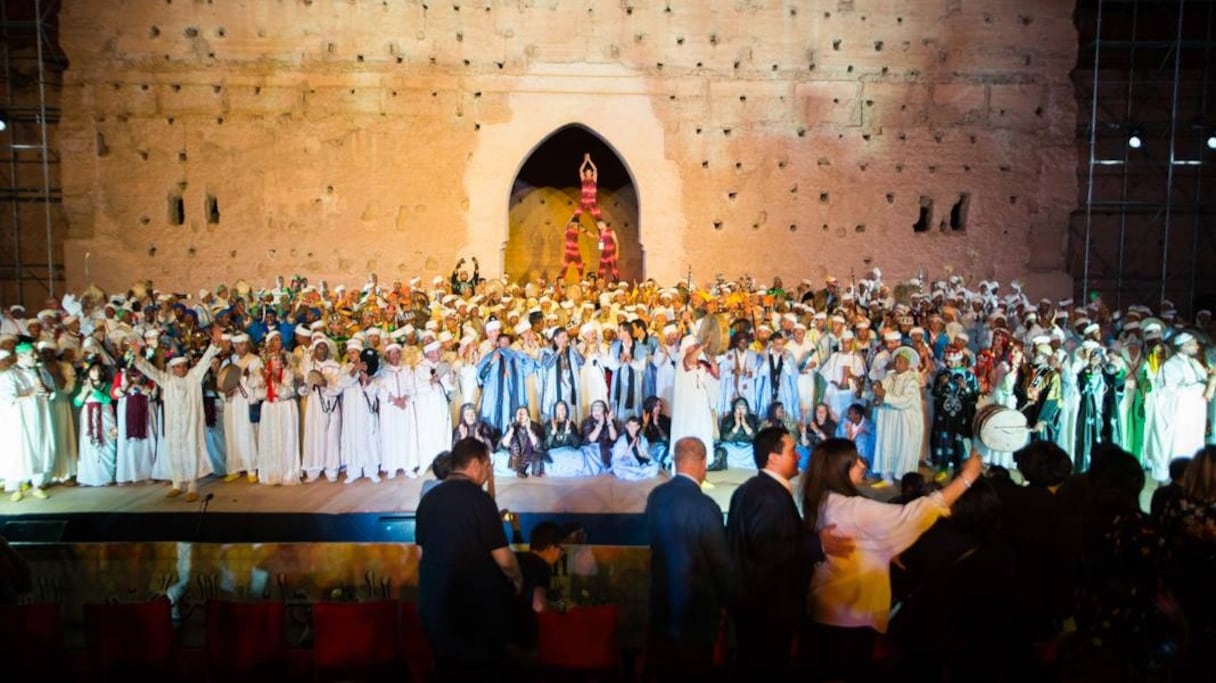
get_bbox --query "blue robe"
[476,347,534,435]
[538,346,584,422]
[607,340,649,421]
[752,350,802,422]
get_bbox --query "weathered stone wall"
[58,0,1077,297]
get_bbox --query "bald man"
[644,437,735,681]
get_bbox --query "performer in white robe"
[1157,333,1211,477]
[871,347,925,483]
[130,328,223,498]
[0,344,55,500]
[375,343,419,479]
[452,336,482,426]
[414,341,455,472]
[73,361,117,487]
[818,330,866,424]
[112,363,159,483]
[512,321,545,421]
[255,351,300,486]
[717,333,759,415]
[787,323,819,421]
[222,335,262,482]
[669,336,719,463]
[650,324,682,417]
[576,322,609,419]
[298,339,343,482]
[39,343,77,483]
[338,339,381,483]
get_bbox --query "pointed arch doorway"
[505,124,642,284]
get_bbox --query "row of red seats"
[0,599,620,681]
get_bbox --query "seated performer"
[612,415,661,480]
[719,397,760,470]
[544,400,598,477]
[580,399,618,473]
[641,395,672,467]
[502,406,545,479]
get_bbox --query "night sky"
[513,124,634,192]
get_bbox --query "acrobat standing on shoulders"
[573,153,602,220]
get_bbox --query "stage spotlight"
[0,118,7,133]
[1128,131,1142,149]
[1207,134,1216,150]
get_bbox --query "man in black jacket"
[726,426,853,680]
[645,436,736,682]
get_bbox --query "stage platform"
[0,467,764,545]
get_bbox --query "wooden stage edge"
[0,467,762,517]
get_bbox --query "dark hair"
[752,425,790,470]
[765,401,786,423]
[431,451,453,480]
[731,396,752,414]
[449,437,490,472]
[1181,447,1215,502]
[800,438,862,532]
[529,521,563,553]
[1169,456,1192,484]
[1087,446,1144,516]
[847,403,867,419]
[1013,440,1073,487]
[986,465,1012,484]
[949,476,1003,538]
[900,472,927,499]
[642,395,662,415]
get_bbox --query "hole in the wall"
[140,216,150,225]
[1009,195,1018,205]
[832,39,841,50]
[874,40,884,51]
[713,220,723,230]
[949,193,970,231]
[855,224,866,233]
[886,193,895,204]
[169,194,185,226]
[789,224,797,232]
[206,194,220,224]
[819,192,829,203]
[149,25,160,38]
[184,26,198,38]
[178,150,187,162]
[95,132,109,157]
[913,196,933,232]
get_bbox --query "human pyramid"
[1,263,1213,503]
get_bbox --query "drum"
[217,364,242,393]
[972,404,1030,453]
[306,369,326,388]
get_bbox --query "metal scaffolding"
[0,0,64,307]
[1072,0,1216,316]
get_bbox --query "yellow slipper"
[166,488,183,498]
[223,473,240,483]
[31,488,48,499]
[9,490,22,502]
[247,473,258,483]
[185,491,199,503]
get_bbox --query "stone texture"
[58,0,1077,298]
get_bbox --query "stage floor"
[0,467,775,545]
[0,467,760,516]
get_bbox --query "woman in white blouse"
[800,438,982,681]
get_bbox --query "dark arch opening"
[506,124,642,284]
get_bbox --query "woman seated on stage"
[453,401,497,449]
[580,399,619,475]
[798,402,837,471]
[762,401,799,437]
[641,396,672,467]
[544,400,599,477]
[718,397,759,470]
[611,416,660,480]
[501,406,545,479]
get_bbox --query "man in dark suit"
[726,426,853,680]
[645,436,736,682]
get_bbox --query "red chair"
[312,600,401,680]
[83,598,175,676]
[204,600,287,680]
[0,602,66,676]
[536,605,620,672]
[399,601,435,682]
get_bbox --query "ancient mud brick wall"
[58,0,1077,296]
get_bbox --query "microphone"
[194,492,215,541]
